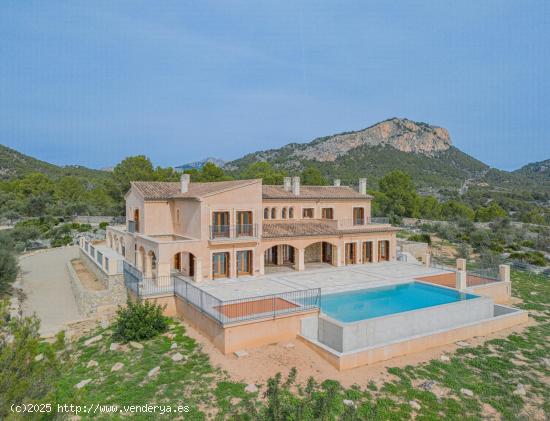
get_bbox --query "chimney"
[333,179,341,187]
[283,177,292,192]
[180,174,190,193]
[358,178,367,195]
[292,176,300,196]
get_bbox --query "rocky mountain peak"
[293,118,452,162]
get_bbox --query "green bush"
[509,251,547,266]
[408,233,431,244]
[77,223,92,232]
[113,300,168,342]
[99,222,108,230]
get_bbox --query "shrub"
[0,249,18,296]
[99,222,108,230]
[113,300,168,342]
[408,233,431,244]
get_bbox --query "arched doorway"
[173,251,195,278]
[304,241,336,267]
[264,244,296,273]
[147,250,157,278]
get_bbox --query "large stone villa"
[77,175,527,370]
[107,175,398,282]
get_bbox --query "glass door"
[237,250,252,276]
[236,211,253,236]
[363,241,373,263]
[345,243,356,264]
[212,252,229,278]
[212,212,230,238]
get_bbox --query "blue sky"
[1,1,549,171]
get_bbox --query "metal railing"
[336,216,391,230]
[370,217,390,224]
[123,262,320,326]
[209,224,258,240]
[466,267,500,287]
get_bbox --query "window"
[264,208,269,219]
[271,208,277,219]
[289,207,294,218]
[212,211,230,238]
[353,207,365,225]
[282,208,287,219]
[236,211,253,236]
[302,208,314,218]
[322,208,333,219]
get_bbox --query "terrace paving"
[197,260,453,301]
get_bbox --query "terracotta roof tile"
[131,179,259,200]
[262,220,398,238]
[262,185,372,200]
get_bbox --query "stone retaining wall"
[66,259,127,318]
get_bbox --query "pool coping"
[317,280,483,327]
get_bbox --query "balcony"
[209,224,258,241]
[336,216,391,230]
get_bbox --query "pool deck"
[196,261,453,301]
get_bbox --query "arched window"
[282,208,287,219]
[271,208,277,219]
[264,208,269,219]
[289,207,294,219]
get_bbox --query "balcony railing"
[123,262,320,326]
[336,216,391,230]
[209,224,258,240]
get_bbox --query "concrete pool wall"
[304,294,494,353]
[299,304,528,370]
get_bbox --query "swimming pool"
[319,282,477,323]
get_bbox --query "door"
[189,253,194,277]
[379,240,389,261]
[236,211,253,236]
[322,242,333,264]
[174,253,181,271]
[345,243,356,265]
[363,241,373,263]
[212,212,230,238]
[353,208,364,225]
[212,252,229,278]
[133,209,140,232]
[282,245,294,264]
[237,250,252,276]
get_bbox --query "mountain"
[175,157,226,172]
[513,159,550,185]
[226,118,489,189]
[0,144,110,180]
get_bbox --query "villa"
[91,175,527,370]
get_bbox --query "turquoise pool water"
[318,282,477,323]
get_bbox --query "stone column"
[372,241,379,263]
[456,258,467,271]
[258,251,265,275]
[424,253,431,267]
[229,250,236,278]
[276,245,284,266]
[334,245,343,267]
[455,270,467,290]
[194,257,202,282]
[356,241,362,264]
[499,264,510,283]
[295,249,305,271]
[144,253,153,278]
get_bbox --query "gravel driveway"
[19,246,82,336]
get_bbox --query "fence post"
[272,295,276,320]
[499,264,510,283]
[455,270,467,290]
[456,258,467,271]
[424,253,431,267]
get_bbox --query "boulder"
[170,342,178,350]
[409,400,421,411]
[129,341,143,350]
[109,343,120,351]
[234,350,249,358]
[455,341,469,347]
[34,353,44,362]
[148,366,160,378]
[75,379,91,389]
[343,400,355,407]
[460,388,474,397]
[86,360,98,368]
[171,352,185,362]
[419,380,436,391]
[244,384,258,393]
[440,355,450,362]
[513,384,526,396]
[84,335,102,346]
[111,362,124,372]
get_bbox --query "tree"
[113,156,156,195]
[242,162,286,184]
[440,200,475,221]
[300,166,327,186]
[0,248,17,296]
[197,162,232,182]
[419,196,441,220]
[475,203,507,222]
[376,171,420,217]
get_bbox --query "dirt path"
[19,246,82,336]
